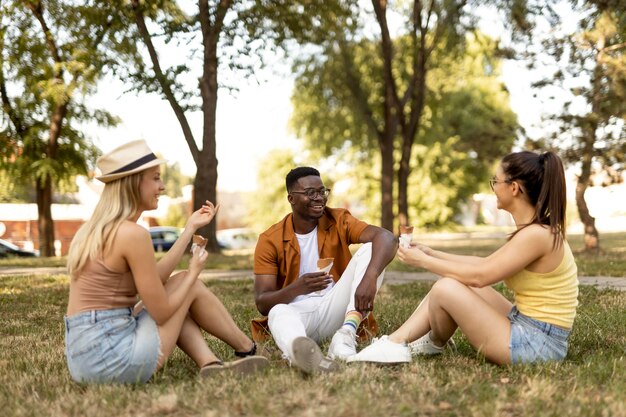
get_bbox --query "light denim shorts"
[64,307,160,384]
[508,306,570,364]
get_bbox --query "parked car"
[216,228,257,250]
[0,239,39,258]
[149,226,182,252]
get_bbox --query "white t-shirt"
[292,227,334,303]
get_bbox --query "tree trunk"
[131,0,230,253]
[197,63,220,253]
[575,180,599,252]
[380,138,394,231]
[372,0,398,232]
[193,160,219,252]
[576,146,599,252]
[574,46,604,253]
[36,176,55,256]
[397,138,410,229]
[197,2,226,253]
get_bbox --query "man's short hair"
[286,167,320,192]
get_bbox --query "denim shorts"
[64,307,160,384]
[508,306,570,364]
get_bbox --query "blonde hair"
[67,172,143,277]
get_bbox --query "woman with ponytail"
[349,150,578,365]
[65,140,267,383]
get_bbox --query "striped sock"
[341,310,363,334]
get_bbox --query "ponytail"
[535,152,566,248]
[501,150,567,248]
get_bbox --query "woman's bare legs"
[176,315,220,367]
[426,278,512,364]
[187,284,253,353]
[154,272,254,369]
[387,279,513,364]
[387,295,431,344]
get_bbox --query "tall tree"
[372,0,468,230]
[0,0,130,255]
[127,0,355,251]
[516,1,626,251]
[291,30,518,230]
[290,0,526,231]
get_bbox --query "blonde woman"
[65,140,267,383]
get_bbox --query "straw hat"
[96,140,166,183]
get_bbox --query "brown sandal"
[199,360,225,377]
[199,356,268,378]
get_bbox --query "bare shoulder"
[511,224,553,249]
[116,221,151,244]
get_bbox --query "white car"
[216,228,257,250]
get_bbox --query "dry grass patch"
[0,274,624,417]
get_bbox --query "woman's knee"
[190,278,212,297]
[167,271,186,283]
[430,277,466,303]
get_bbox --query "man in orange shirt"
[253,167,397,374]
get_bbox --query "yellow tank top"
[504,242,578,329]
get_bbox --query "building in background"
[0,177,252,256]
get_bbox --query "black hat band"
[108,153,158,175]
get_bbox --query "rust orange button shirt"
[252,207,378,342]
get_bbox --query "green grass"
[1,274,624,417]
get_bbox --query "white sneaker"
[327,328,357,361]
[346,335,411,364]
[292,337,339,375]
[408,332,453,356]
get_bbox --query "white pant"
[267,243,385,360]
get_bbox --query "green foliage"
[245,148,295,232]
[123,0,358,110]
[0,1,143,204]
[161,161,192,198]
[524,3,626,175]
[0,1,133,178]
[161,203,189,229]
[291,31,518,228]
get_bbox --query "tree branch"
[0,27,26,136]
[24,0,61,65]
[372,0,404,132]
[337,39,383,142]
[604,42,626,53]
[130,0,200,162]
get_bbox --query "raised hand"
[187,200,220,232]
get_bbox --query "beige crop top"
[66,259,138,315]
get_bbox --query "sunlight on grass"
[0,274,624,417]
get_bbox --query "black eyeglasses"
[290,188,331,199]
